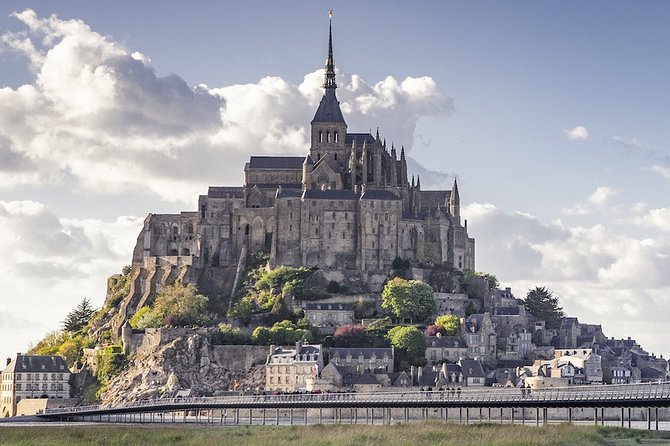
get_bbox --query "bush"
[96,345,126,384]
[211,323,246,345]
[434,314,460,336]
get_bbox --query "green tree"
[381,278,436,323]
[62,298,95,334]
[523,286,565,329]
[29,331,69,356]
[96,345,126,383]
[434,314,461,336]
[153,282,208,326]
[251,326,272,345]
[386,326,427,368]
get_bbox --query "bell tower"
[310,13,347,168]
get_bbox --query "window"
[319,131,323,143]
[334,131,338,143]
[327,131,331,142]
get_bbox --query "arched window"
[181,248,191,256]
[334,131,338,143]
[319,131,323,143]
[244,224,250,236]
[172,226,179,236]
[186,223,194,234]
[168,249,179,256]
[326,131,331,143]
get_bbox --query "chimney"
[6,357,11,366]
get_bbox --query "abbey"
[129,21,474,305]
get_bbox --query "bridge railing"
[44,381,670,415]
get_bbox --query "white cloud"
[563,125,589,141]
[651,164,670,179]
[0,199,143,358]
[634,207,670,232]
[562,186,618,216]
[612,135,646,149]
[0,10,451,204]
[464,201,670,357]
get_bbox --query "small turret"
[361,139,368,185]
[302,155,314,189]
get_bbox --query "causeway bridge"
[40,381,670,429]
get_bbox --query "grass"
[0,423,668,446]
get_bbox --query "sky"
[1,1,669,363]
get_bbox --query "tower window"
[319,131,323,143]
[334,131,338,143]
[327,131,331,143]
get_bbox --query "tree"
[211,323,246,345]
[523,286,565,329]
[434,314,460,336]
[424,324,446,337]
[381,278,436,323]
[62,298,95,334]
[333,324,370,347]
[154,282,209,326]
[386,326,427,367]
[251,320,313,345]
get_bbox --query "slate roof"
[465,314,486,333]
[360,189,401,201]
[493,306,521,316]
[330,348,394,360]
[248,183,303,190]
[345,133,376,145]
[304,303,354,312]
[419,190,450,210]
[560,317,580,330]
[354,373,381,385]
[460,360,486,378]
[312,92,346,123]
[302,189,359,200]
[641,366,664,380]
[208,187,244,199]
[248,156,305,170]
[275,188,303,199]
[3,355,69,373]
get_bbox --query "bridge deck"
[40,382,670,419]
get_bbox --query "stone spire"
[311,14,345,124]
[449,178,460,223]
[324,13,337,89]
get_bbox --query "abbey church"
[126,20,475,313]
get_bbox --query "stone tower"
[310,17,347,170]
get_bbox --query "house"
[609,366,632,384]
[304,303,354,330]
[459,359,486,386]
[498,324,533,360]
[265,342,323,392]
[1,354,71,418]
[328,347,394,375]
[424,335,467,365]
[463,313,496,360]
[555,349,603,384]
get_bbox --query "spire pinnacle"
[324,11,337,89]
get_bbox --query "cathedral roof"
[360,190,401,201]
[420,190,451,211]
[248,156,304,170]
[311,92,346,124]
[345,133,376,145]
[302,189,359,200]
[208,187,244,198]
[275,188,303,199]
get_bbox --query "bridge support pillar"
[656,408,659,431]
[568,408,572,424]
[262,408,266,425]
[305,408,308,425]
[479,407,482,424]
[275,408,279,426]
[648,407,652,430]
[601,408,605,426]
[521,408,524,425]
[319,408,323,424]
[543,408,548,425]
[488,407,491,423]
[500,408,503,424]
[511,408,514,425]
[594,408,598,426]
[466,408,469,425]
[628,407,631,428]
[620,407,624,427]
[290,408,293,425]
[536,408,539,426]
[249,408,252,425]
[354,408,358,424]
[223,409,226,425]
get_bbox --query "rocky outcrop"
[100,330,267,406]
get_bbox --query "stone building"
[1,355,71,418]
[328,347,394,375]
[425,335,468,365]
[303,303,354,329]
[116,19,475,331]
[265,343,323,392]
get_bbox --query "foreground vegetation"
[0,423,667,446]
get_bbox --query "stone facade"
[114,20,475,332]
[1,355,71,418]
[304,303,354,328]
[265,343,323,392]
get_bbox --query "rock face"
[100,329,267,406]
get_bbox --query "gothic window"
[181,248,190,256]
[334,131,338,143]
[168,249,178,256]
[327,131,331,143]
[172,226,179,236]
[319,131,323,143]
[245,224,250,236]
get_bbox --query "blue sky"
[1,2,669,361]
